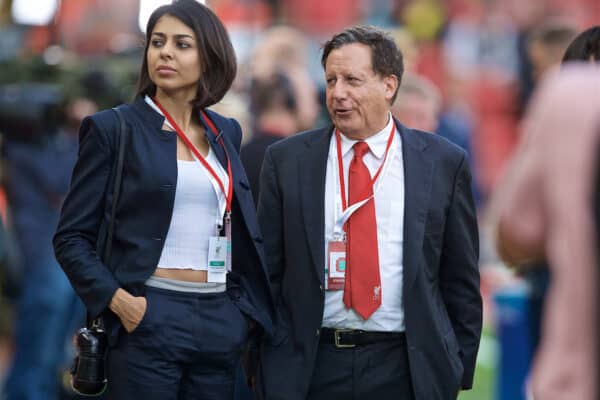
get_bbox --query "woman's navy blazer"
[54,97,275,344]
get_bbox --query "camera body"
[71,325,108,396]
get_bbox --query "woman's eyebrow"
[151,32,194,40]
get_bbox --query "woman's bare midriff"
[153,267,208,282]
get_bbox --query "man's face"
[325,43,398,139]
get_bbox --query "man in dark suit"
[257,26,482,400]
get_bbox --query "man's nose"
[329,81,347,100]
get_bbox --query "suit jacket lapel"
[299,126,332,284]
[398,121,432,291]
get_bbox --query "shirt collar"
[338,113,394,160]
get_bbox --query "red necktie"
[343,141,382,319]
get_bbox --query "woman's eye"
[151,39,163,47]
[178,42,191,49]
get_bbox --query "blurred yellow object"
[403,0,445,41]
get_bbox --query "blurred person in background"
[53,1,273,398]
[387,27,419,72]
[500,19,580,363]
[245,25,310,83]
[493,64,599,400]
[1,91,94,399]
[240,25,318,207]
[391,71,441,133]
[526,19,577,85]
[241,67,319,205]
[391,72,483,208]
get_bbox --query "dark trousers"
[307,337,415,400]
[107,286,248,400]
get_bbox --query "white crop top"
[157,147,229,270]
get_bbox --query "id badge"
[208,236,230,283]
[326,240,346,290]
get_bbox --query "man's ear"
[383,74,399,103]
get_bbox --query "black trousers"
[107,286,248,400]
[307,336,415,400]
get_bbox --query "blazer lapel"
[200,113,228,170]
[299,126,332,284]
[398,121,432,291]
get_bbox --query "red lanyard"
[335,123,396,211]
[154,98,233,214]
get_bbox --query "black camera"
[71,322,108,396]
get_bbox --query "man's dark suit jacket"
[257,120,482,399]
[54,97,275,346]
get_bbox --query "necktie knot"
[353,141,370,160]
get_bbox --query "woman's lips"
[156,66,176,74]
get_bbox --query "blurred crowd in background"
[0,0,599,399]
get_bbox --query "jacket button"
[319,284,324,291]
[316,329,320,337]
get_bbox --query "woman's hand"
[109,288,147,333]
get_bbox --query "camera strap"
[87,105,128,330]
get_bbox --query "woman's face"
[147,14,202,99]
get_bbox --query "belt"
[320,328,406,348]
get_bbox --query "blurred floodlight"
[12,0,60,26]
[138,0,205,33]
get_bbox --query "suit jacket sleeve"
[53,116,120,319]
[439,152,482,390]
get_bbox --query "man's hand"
[109,288,147,333]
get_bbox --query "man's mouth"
[335,108,352,116]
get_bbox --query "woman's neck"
[154,89,196,132]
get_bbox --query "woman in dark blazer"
[54,1,274,398]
